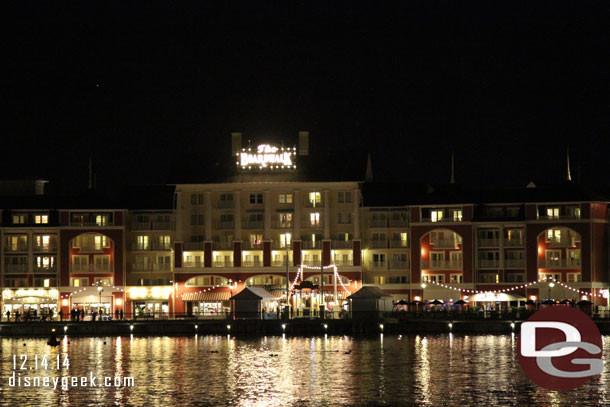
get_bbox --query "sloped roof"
[230,286,277,301]
[347,286,394,300]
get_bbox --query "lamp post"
[97,286,103,319]
[548,281,555,301]
[421,283,427,312]
[228,279,233,320]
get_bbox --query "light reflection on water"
[0,335,608,406]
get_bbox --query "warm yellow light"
[116,298,123,306]
[538,246,542,255]
[530,295,537,301]
[61,299,68,306]
[421,248,426,256]
[414,296,421,301]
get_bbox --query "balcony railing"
[478,238,499,248]
[243,261,264,268]
[272,221,293,229]
[302,259,321,267]
[301,220,322,229]
[369,219,388,228]
[131,242,172,251]
[5,264,27,273]
[421,259,463,269]
[478,259,500,269]
[213,261,233,268]
[272,260,290,267]
[421,216,462,223]
[334,259,353,267]
[272,241,292,250]
[370,240,388,249]
[301,241,321,249]
[504,238,524,247]
[183,261,204,268]
[213,241,233,250]
[504,259,526,268]
[369,261,387,269]
[131,222,151,230]
[216,220,235,230]
[242,241,263,250]
[71,264,113,273]
[183,242,205,251]
[389,260,409,269]
[388,218,409,227]
[389,240,409,248]
[216,201,235,209]
[69,221,114,227]
[243,220,264,229]
[304,201,323,208]
[5,244,28,252]
[548,237,578,248]
[537,214,581,220]
[429,239,460,249]
[34,266,56,273]
[152,222,174,230]
[332,240,353,249]
[33,243,58,252]
[131,263,172,272]
[538,258,582,269]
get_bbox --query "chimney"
[298,131,309,156]
[231,132,242,155]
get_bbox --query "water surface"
[0,334,608,406]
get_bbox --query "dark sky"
[2,2,609,194]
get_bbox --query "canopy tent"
[347,286,394,320]
[230,287,279,319]
[465,293,526,302]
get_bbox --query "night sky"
[3,2,609,194]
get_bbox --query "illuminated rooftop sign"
[237,144,296,170]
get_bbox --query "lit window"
[279,193,293,204]
[34,215,48,224]
[546,207,559,219]
[310,212,320,226]
[279,233,291,248]
[12,215,26,225]
[452,210,463,221]
[431,210,443,222]
[308,192,321,207]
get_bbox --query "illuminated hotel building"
[0,136,608,318]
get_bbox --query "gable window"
[431,210,443,222]
[34,215,49,224]
[249,193,263,204]
[278,193,293,204]
[308,192,322,207]
[12,215,26,225]
[546,207,560,219]
[338,191,352,203]
[310,212,320,226]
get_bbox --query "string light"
[424,277,602,297]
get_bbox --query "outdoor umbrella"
[541,299,555,305]
[577,300,593,306]
[559,299,571,305]
[396,299,409,305]
[430,299,444,305]
[453,299,467,305]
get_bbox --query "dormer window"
[431,210,443,222]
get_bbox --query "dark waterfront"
[0,335,608,406]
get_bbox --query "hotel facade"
[0,135,608,318]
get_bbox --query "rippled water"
[0,334,609,406]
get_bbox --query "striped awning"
[182,292,231,302]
